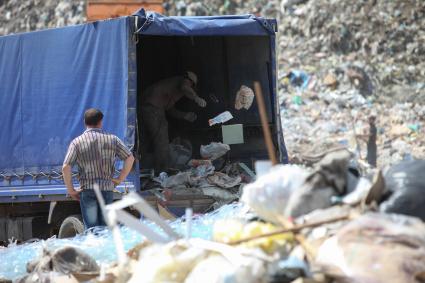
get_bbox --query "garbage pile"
[276,0,425,102]
[9,153,425,283]
[280,80,425,168]
[152,141,252,209]
[0,202,246,281]
[277,0,425,168]
[164,0,425,103]
[0,0,85,36]
[163,0,279,17]
[162,0,425,168]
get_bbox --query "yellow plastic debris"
[213,220,294,254]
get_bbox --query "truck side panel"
[0,17,135,193]
[0,36,23,174]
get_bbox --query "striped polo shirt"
[63,128,132,191]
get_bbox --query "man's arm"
[181,80,206,107]
[113,154,135,186]
[112,137,135,186]
[62,142,80,201]
[62,164,79,201]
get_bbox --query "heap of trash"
[165,0,425,101]
[0,203,246,281]
[1,1,424,281]
[162,0,425,168]
[141,139,251,210]
[275,0,425,168]
[4,152,425,283]
[280,74,425,168]
[163,0,278,17]
[0,0,86,36]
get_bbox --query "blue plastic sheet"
[0,11,283,180]
[134,9,277,36]
[0,36,23,171]
[0,17,130,175]
[0,203,245,280]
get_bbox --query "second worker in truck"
[140,71,206,173]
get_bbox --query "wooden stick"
[254,81,278,166]
[229,214,350,245]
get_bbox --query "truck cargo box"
[0,9,287,240]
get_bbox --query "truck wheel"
[58,215,84,238]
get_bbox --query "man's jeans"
[80,190,114,230]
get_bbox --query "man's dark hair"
[84,108,104,126]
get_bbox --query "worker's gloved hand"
[184,112,197,122]
[195,97,207,108]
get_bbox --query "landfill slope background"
[1,0,424,168]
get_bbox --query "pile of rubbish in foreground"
[5,152,425,283]
[0,203,246,281]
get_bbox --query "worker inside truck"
[140,71,207,174]
[137,35,281,180]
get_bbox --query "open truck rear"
[0,9,287,242]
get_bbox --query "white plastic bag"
[161,172,191,188]
[241,165,309,224]
[200,142,230,160]
[185,253,266,283]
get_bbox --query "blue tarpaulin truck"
[0,9,287,242]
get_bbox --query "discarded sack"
[19,246,99,282]
[380,160,425,221]
[169,137,193,170]
[242,150,353,223]
[160,172,191,188]
[26,246,99,275]
[241,165,309,224]
[316,213,425,283]
[200,142,230,161]
[285,150,351,218]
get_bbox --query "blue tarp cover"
[133,9,277,36]
[0,18,129,175]
[0,11,278,181]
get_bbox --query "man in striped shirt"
[62,108,135,229]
